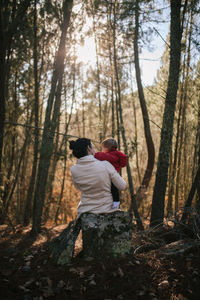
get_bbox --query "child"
[95,138,127,209]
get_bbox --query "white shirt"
[71,155,126,216]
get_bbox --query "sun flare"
[76,37,96,65]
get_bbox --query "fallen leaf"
[137,290,145,296]
[65,282,73,291]
[89,280,96,286]
[24,255,34,261]
[24,278,35,287]
[158,280,169,288]
[18,285,30,292]
[169,268,176,272]
[42,287,54,298]
[57,280,65,288]
[118,267,124,278]
[117,295,123,300]
[46,278,52,287]
[88,274,95,281]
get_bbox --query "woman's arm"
[105,162,126,191]
[70,167,81,190]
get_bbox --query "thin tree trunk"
[167,147,173,216]
[102,87,110,139]
[196,93,200,212]
[181,163,200,223]
[112,1,143,230]
[150,0,185,226]
[1,72,18,210]
[91,1,102,141]
[134,0,155,204]
[0,127,31,224]
[107,3,115,138]
[46,54,76,218]
[44,121,60,223]
[129,63,141,185]
[54,142,67,224]
[23,0,40,226]
[0,0,31,186]
[31,0,73,235]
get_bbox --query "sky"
[139,23,169,86]
[74,1,170,87]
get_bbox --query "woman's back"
[71,155,126,216]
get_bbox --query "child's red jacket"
[95,150,127,173]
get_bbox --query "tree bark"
[181,164,200,223]
[134,0,155,205]
[0,0,31,186]
[54,141,67,224]
[31,0,73,235]
[150,0,185,226]
[112,1,143,230]
[91,1,102,142]
[23,0,40,226]
[0,127,31,224]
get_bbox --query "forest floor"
[0,222,200,300]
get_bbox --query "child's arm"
[95,152,114,163]
[117,151,127,168]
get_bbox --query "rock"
[48,220,81,266]
[48,211,133,264]
[81,211,133,259]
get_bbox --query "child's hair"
[69,138,92,158]
[102,138,117,150]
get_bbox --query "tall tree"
[0,0,31,187]
[31,0,73,235]
[24,0,40,226]
[111,0,143,229]
[134,0,155,204]
[150,0,187,226]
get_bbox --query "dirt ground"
[0,224,200,300]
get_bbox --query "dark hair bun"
[69,140,76,150]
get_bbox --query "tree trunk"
[23,0,40,226]
[0,128,31,224]
[107,3,115,138]
[1,72,18,213]
[43,122,60,223]
[91,1,102,142]
[134,0,155,204]
[150,0,185,226]
[129,63,141,186]
[181,164,200,223]
[112,1,143,230]
[196,95,200,212]
[31,0,73,235]
[54,141,67,224]
[0,0,31,186]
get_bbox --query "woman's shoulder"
[70,164,78,173]
[97,159,115,171]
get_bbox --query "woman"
[69,138,126,217]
